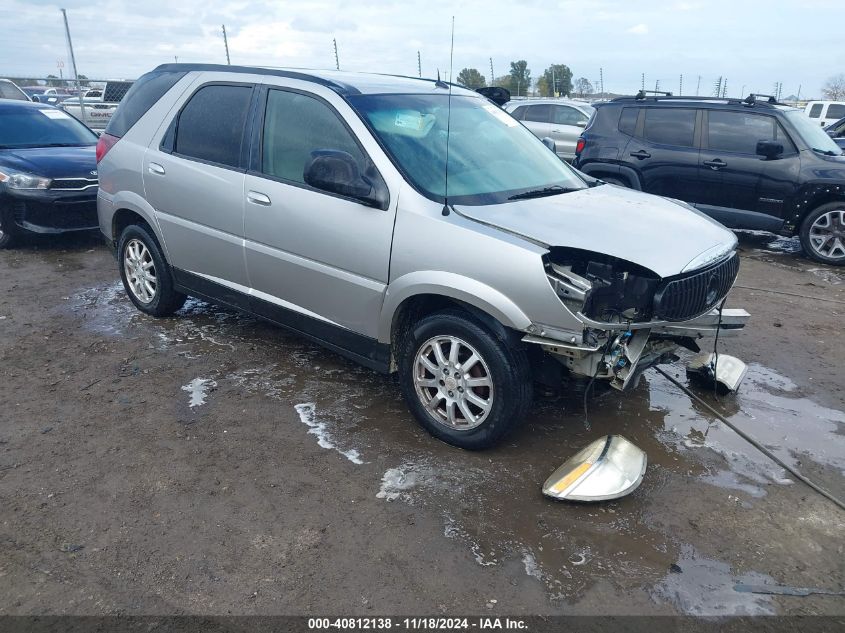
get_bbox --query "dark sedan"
[0,99,99,248]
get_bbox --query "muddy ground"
[0,231,843,617]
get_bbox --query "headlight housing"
[0,170,52,190]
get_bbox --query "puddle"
[653,544,775,615]
[181,377,216,408]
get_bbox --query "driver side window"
[261,89,366,185]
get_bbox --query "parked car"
[19,87,69,105]
[825,117,845,150]
[504,99,594,161]
[61,97,117,131]
[96,64,748,449]
[0,79,30,101]
[0,99,100,248]
[574,93,845,265]
[805,100,845,127]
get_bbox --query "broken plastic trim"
[686,352,748,394]
[542,435,647,502]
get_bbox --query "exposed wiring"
[733,284,845,305]
[654,366,845,513]
[712,298,726,400]
[582,334,616,431]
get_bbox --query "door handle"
[629,150,651,159]
[703,158,727,170]
[247,191,271,206]
[148,162,165,175]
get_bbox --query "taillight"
[95,133,119,163]
[575,137,586,155]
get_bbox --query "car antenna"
[441,15,455,217]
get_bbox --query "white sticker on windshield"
[483,103,518,127]
[40,109,69,120]
[394,111,425,130]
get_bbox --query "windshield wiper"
[812,147,839,156]
[508,185,579,201]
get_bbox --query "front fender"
[378,271,532,344]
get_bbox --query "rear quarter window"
[827,104,845,120]
[105,70,186,138]
[618,107,638,136]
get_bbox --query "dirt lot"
[0,230,843,616]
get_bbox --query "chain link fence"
[1,77,135,132]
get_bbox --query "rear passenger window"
[808,104,823,118]
[523,104,550,123]
[552,106,587,126]
[618,107,638,135]
[175,84,252,168]
[708,111,774,154]
[510,105,527,120]
[261,89,366,185]
[827,104,845,120]
[643,108,696,147]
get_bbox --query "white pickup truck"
[60,81,133,131]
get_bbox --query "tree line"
[456,62,595,98]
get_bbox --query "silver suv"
[504,98,594,161]
[96,64,748,449]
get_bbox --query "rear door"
[626,106,702,200]
[549,104,589,160]
[143,82,254,292]
[242,86,396,340]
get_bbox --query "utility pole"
[489,58,494,85]
[222,24,231,64]
[722,78,727,98]
[641,73,645,92]
[679,74,683,95]
[417,50,421,78]
[599,67,604,98]
[696,75,701,96]
[60,9,84,115]
[551,67,556,97]
[796,84,802,102]
[654,79,660,92]
[333,38,340,70]
[740,84,746,98]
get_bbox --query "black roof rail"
[743,93,779,105]
[608,94,781,109]
[635,89,673,99]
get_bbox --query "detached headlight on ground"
[0,170,52,190]
[542,435,647,502]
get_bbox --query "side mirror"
[756,140,783,159]
[541,137,557,153]
[303,150,388,210]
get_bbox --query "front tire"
[800,202,845,265]
[0,206,17,249]
[398,310,533,450]
[117,224,186,316]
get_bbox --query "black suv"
[573,92,845,265]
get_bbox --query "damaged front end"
[525,247,749,391]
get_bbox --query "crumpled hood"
[0,146,97,179]
[454,185,736,278]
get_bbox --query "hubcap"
[809,209,845,260]
[413,335,494,430]
[123,238,157,304]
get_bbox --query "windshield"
[784,110,843,156]
[349,94,586,204]
[0,106,97,149]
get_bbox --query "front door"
[242,87,396,341]
[549,104,589,160]
[143,83,254,290]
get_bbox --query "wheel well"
[388,294,521,371]
[112,209,158,248]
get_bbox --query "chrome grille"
[653,253,740,322]
[49,177,98,191]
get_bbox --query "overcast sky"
[3,0,842,98]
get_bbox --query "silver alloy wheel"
[123,238,157,304]
[809,208,845,260]
[413,335,494,430]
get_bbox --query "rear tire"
[117,224,186,316]
[799,202,845,266]
[398,309,533,450]
[0,206,17,249]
